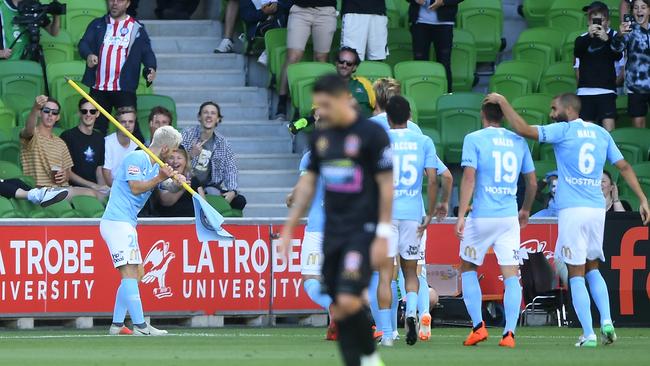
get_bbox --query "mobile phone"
[593,18,602,25]
[624,14,635,23]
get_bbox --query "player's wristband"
[376,223,392,239]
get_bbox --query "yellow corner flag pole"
[66,77,197,196]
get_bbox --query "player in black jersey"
[280,74,394,366]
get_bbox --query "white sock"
[26,188,44,204]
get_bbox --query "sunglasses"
[337,59,355,67]
[80,109,98,115]
[41,107,60,115]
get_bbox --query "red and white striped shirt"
[94,16,136,91]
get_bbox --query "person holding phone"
[612,0,650,128]
[574,2,623,131]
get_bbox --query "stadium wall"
[0,217,648,325]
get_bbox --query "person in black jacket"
[407,0,463,93]
[575,1,623,131]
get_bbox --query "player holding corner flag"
[101,126,186,336]
[279,74,393,366]
[385,95,441,346]
[456,102,537,348]
[486,92,650,347]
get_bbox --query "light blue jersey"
[461,127,534,218]
[437,157,448,175]
[300,151,325,232]
[370,113,422,134]
[102,150,160,226]
[537,119,624,210]
[389,129,439,221]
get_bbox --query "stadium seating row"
[522,0,621,29]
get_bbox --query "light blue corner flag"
[192,195,233,242]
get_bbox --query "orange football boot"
[463,321,488,346]
[499,331,515,348]
[326,321,338,341]
[419,314,432,341]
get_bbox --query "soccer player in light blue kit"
[288,134,337,340]
[100,126,184,336]
[380,95,440,346]
[455,102,537,348]
[489,92,650,347]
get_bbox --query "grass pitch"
[0,326,648,366]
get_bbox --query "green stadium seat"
[41,30,74,63]
[402,94,419,125]
[620,162,650,198]
[136,94,178,140]
[513,27,565,69]
[489,60,543,101]
[44,200,78,218]
[421,127,441,146]
[287,62,336,117]
[71,195,105,218]
[511,94,553,126]
[451,29,477,92]
[611,128,650,163]
[136,65,155,95]
[385,28,413,67]
[539,62,577,95]
[547,0,588,33]
[0,141,21,166]
[0,61,44,114]
[522,0,554,27]
[65,5,106,43]
[539,143,555,162]
[601,0,620,21]
[457,0,503,63]
[561,30,584,62]
[355,61,393,83]
[532,159,558,181]
[394,61,447,126]
[46,60,87,125]
[264,28,288,90]
[0,161,22,179]
[10,197,45,218]
[205,194,240,217]
[0,197,19,218]
[439,110,482,164]
[0,99,16,128]
[434,92,484,130]
[386,0,403,28]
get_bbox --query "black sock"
[339,308,376,364]
[337,315,361,366]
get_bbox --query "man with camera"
[0,0,62,60]
[79,0,156,136]
[574,1,623,131]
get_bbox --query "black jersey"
[308,117,392,239]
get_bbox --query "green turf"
[0,327,648,366]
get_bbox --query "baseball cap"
[582,1,609,13]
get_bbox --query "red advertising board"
[0,221,558,316]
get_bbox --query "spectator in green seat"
[0,0,62,60]
[335,47,376,118]
[146,106,173,146]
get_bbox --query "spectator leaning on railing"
[340,0,388,61]
[612,0,650,128]
[60,98,109,196]
[575,1,623,132]
[0,0,62,60]
[181,102,246,211]
[103,106,138,187]
[79,0,156,136]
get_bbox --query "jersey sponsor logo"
[142,240,176,299]
[344,134,361,157]
[321,159,363,193]
[407,244,419,256]
[483,186,518,195]
[563,176,601,187]
[306,252,321,267]
[464,246,477,261]
[112,252,124,264]
[342,251,362,280]
[562,246,572,260]
[127,165,141,176]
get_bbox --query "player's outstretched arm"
[519,171,538,228]
[485,93,539,140]
[455,167,476,239]
[279,172,317,256]
[419,167,439,234]
[615,159,650,225]
[129,164,179,195]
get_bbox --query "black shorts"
[321,232,374,300]
[579,94,617,123]
[628,93,650,118]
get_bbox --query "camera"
[624,14,635,23]
[592,18,602,26]
[12,0,66,61]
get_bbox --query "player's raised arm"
[279,172,317,256]
[615,159,650,224]
[485,93,539,140]
[128,164,177,195]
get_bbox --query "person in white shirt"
[103,106,138,186]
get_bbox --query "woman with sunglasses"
[60,99,110,196]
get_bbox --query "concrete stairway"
[143,20,298,217]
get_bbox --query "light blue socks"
[418,273,430,316]
[112,280,128,325]
[570,276,595,337]
[461,271,483,327]
[405,292,418,319]
[303,278,333,310]
[378,309,392,337]
[390,280,399,333]
[121,278,145,326]
[368,271,380,325]
[503,276,522,334]
[585,270,612,325]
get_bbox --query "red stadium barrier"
[0,218,556,316]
